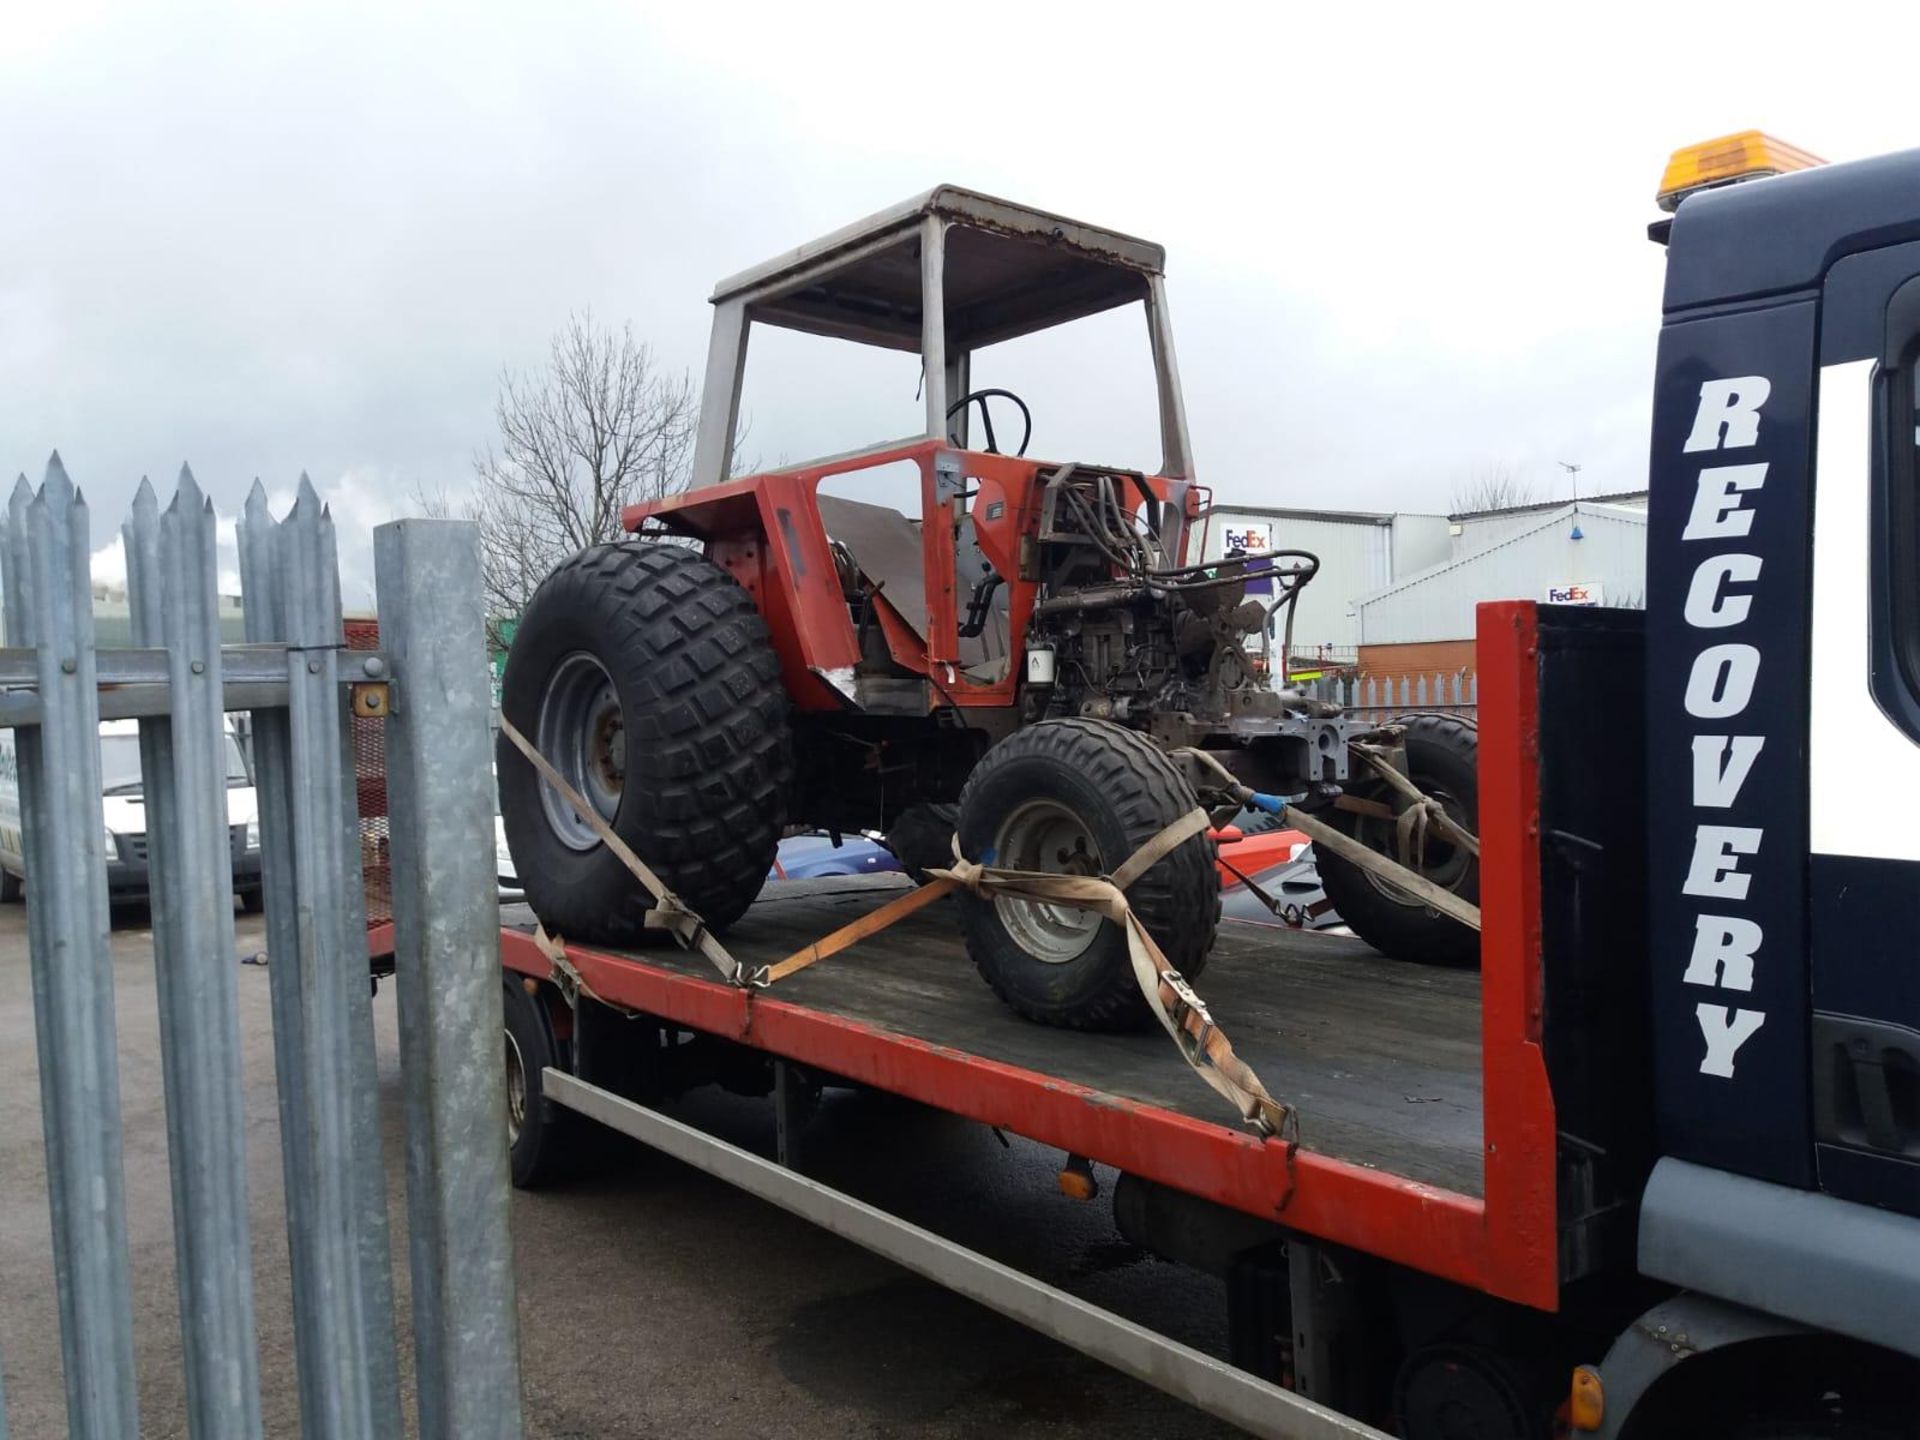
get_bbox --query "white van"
[0,717,263,908]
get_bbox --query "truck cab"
[1566,136,1920,1435]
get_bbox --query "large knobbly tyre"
[956,718,1218,1031]
[498,541,792,946]
[1316,712,1479,966]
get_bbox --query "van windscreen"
[100,733,252,797]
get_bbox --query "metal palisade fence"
[0,455,522,1439]
[1302,669,1478,719]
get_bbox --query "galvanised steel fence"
[0,455,521,1439]
[1301,669,1477,720]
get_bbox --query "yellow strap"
[760,878,957,983]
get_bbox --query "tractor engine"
[1019,466,1348,790]
[1027,583,1272,728]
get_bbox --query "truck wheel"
[0,866,22,903]
[498,541,792,946]
[1316,712,1479,966]
[956,719,1218,1030]
[503,978,576,1188]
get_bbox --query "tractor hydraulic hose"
[1032,584,1154,616]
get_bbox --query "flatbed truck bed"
[510,879,1482,1198]
[492,607,1578,1440]
[506,879,1486,1197]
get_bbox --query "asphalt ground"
[0,900,1248,1437]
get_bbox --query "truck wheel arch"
[1591,1294,1916,1440]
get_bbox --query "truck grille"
[118,825,247,864]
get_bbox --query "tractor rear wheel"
[1315,712,1480,966]
[955,719,1218,1030]
[497,541,791,946]
[882,802,959,881]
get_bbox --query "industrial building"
[1351,492,1647,681]
[1201,490,1649,687]
[1197,503,1450,652]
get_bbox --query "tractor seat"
[815,493,1010,678]
[816,495,931,638]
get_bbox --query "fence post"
[1,458,141,1438]
[375,518,523,1439]
[125,471,264,1438]
[239,477,401,1438]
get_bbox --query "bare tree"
[1450,463,1540,516]
[454,312,699,634]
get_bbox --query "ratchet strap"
[498,715,751,987]
[1216,853,1308,928]
[758,876,957,984]
[504,711,1294,1144]
[758,805,1295,1142]
[924,810,1294,1141]
[1177,746,1482,934]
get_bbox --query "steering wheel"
[945,388,1032,457]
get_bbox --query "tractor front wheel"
[956,719,1218,1030]
[497,541,792,946]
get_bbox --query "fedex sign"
[1545,582,1604,606]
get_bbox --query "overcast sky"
[3,1,1912,604]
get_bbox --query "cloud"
[261,469,420,612]
[3,0,1913,622]
[89,533,127,590]
[85,471,416,616]
[87,512,241,594]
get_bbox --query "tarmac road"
[0,901,1247,1437]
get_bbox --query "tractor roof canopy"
[692,186,1191,486]
[711,185,1166,353]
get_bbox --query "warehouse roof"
[1354,500,1648,609]
[1202,502,1443,528]
[1448,489,1647,524]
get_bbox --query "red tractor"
[497,187,1479,1028]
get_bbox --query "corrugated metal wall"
[1201,509,1403,650]
[1355,504,1647,644]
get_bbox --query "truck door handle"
[1812,1013,1920,1160]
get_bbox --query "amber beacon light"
[1657,130,1825,211]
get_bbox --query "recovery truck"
[484,134,1920,1437]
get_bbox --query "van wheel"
[503,979,577,1188]
[956,719,1217,1030]
[0,867,21,903]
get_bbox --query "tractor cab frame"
[686,185,1195,487]
[628,187,1241,736]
